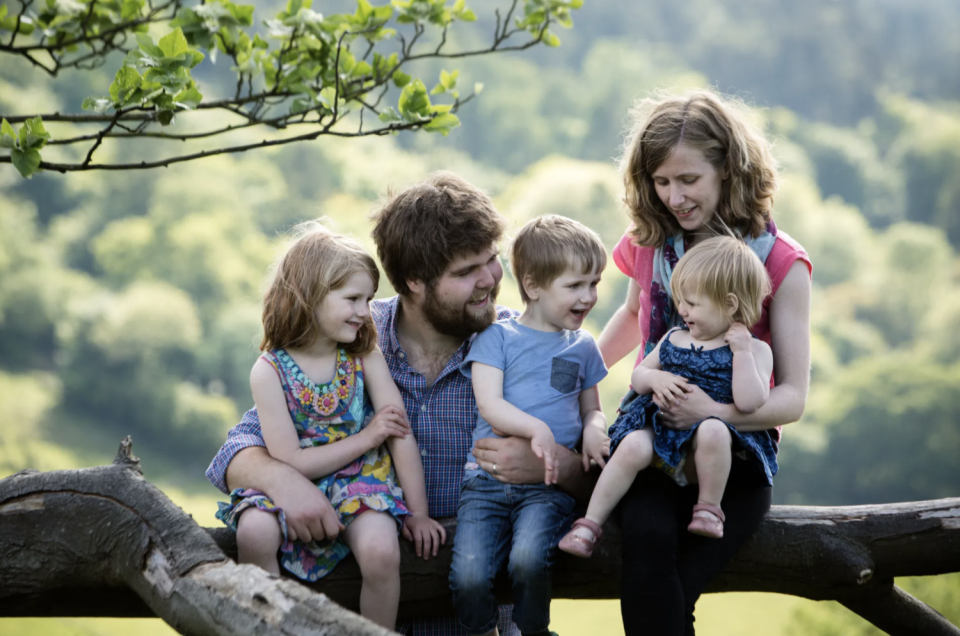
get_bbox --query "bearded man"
[206,171,593,636]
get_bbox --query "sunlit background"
[2,0,959,633]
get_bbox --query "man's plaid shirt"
[206,296,519,636]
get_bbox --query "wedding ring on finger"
[492,463,499,476]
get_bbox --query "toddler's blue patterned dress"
[607,327,779,486]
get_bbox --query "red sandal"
[687,502,725,539]
[559,518,604,558]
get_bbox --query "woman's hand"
[362,404,411,447]
[654,384,731,430]
[401,513,447,560]
[648,369,691,408]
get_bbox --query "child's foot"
[687,502,725,539]
[558,518,603,558]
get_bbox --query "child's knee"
[618,430,654,464]
[236,509,282,552]
[693,418,732,450]
[508,546,550,584]
[354,532,401,577]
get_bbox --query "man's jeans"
[449,476,575,635]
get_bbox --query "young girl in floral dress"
[216,222,445,630]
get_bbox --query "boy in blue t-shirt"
[450,215,610,636]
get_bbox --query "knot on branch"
[113,436,142,474]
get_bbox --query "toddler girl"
[216,222,444,630]
[560,235,776,556]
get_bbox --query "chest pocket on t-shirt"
[550,357,580,394]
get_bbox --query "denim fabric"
[450,476,575,635]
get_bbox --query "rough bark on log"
[0,438,393,636]
[1,443,959,636]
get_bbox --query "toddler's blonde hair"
[670,236,771,327]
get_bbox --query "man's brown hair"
[261,222,379,355]
[511,215,607,303]
[371,171,506,295]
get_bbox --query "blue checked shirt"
[206,296,519,636]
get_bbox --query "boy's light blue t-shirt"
[460,318,608,481]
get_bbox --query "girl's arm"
[726,323,774,413]
[631,332,690,406]
[579,384,608,470]
[471,361,559,485]
[597,278,643,368]
[657,261,812,431]
[363,348,446,559]
[251,359,401,482]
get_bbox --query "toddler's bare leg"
[576,428,655,542]
[343,511,401,630]
[690,418,733,507]
[236,508,283,575]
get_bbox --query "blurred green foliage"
[0,4,959,634]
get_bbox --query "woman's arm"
[471,361,559,484]
[597,278,643,368]
[657,261,812,431]
[252,358,401,481]
[364,348,446,558]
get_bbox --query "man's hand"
[472,435,545,484]
[270,474,344,543]
[401,513,447,560]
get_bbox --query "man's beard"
[421,281,500,340]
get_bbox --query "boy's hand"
[401,513,447,560]
[582,423,610,470]
[362,404,411,447]
[724,322,754,353]
[649,370,691,407]
[530,426,558,485]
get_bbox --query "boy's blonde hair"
[620,89,778,247]
[670,236,771,327]
[261,221,379,354]
[511,215,607,303]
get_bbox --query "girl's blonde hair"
[261,221,379,354]
[620,89,778,246]
[670,236,771,328]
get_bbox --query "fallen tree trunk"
[1,441,958,635]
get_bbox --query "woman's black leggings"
[618,461,772,636]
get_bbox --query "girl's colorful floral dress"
[216,347,409,581]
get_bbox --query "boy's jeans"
[450,476,575,635]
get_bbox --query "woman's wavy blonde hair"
[260,221,379,355]
[620,89,778,246]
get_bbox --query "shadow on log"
[1,439,959,636]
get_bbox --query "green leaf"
[158,27,190,58]
[392,71,411,88]
[286,0,303,16]
[473,82,484,95]
[290,97,312,114]
[11,148,41,178]
[109,66,142,103]
[378,107,402,123]
[135,33,165,59]
[398,79,431,119]
[173,86,203,109]
[542,31,561,47]
[1,118,17,145]
[23,117,50,150]
[424,112,460,136]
